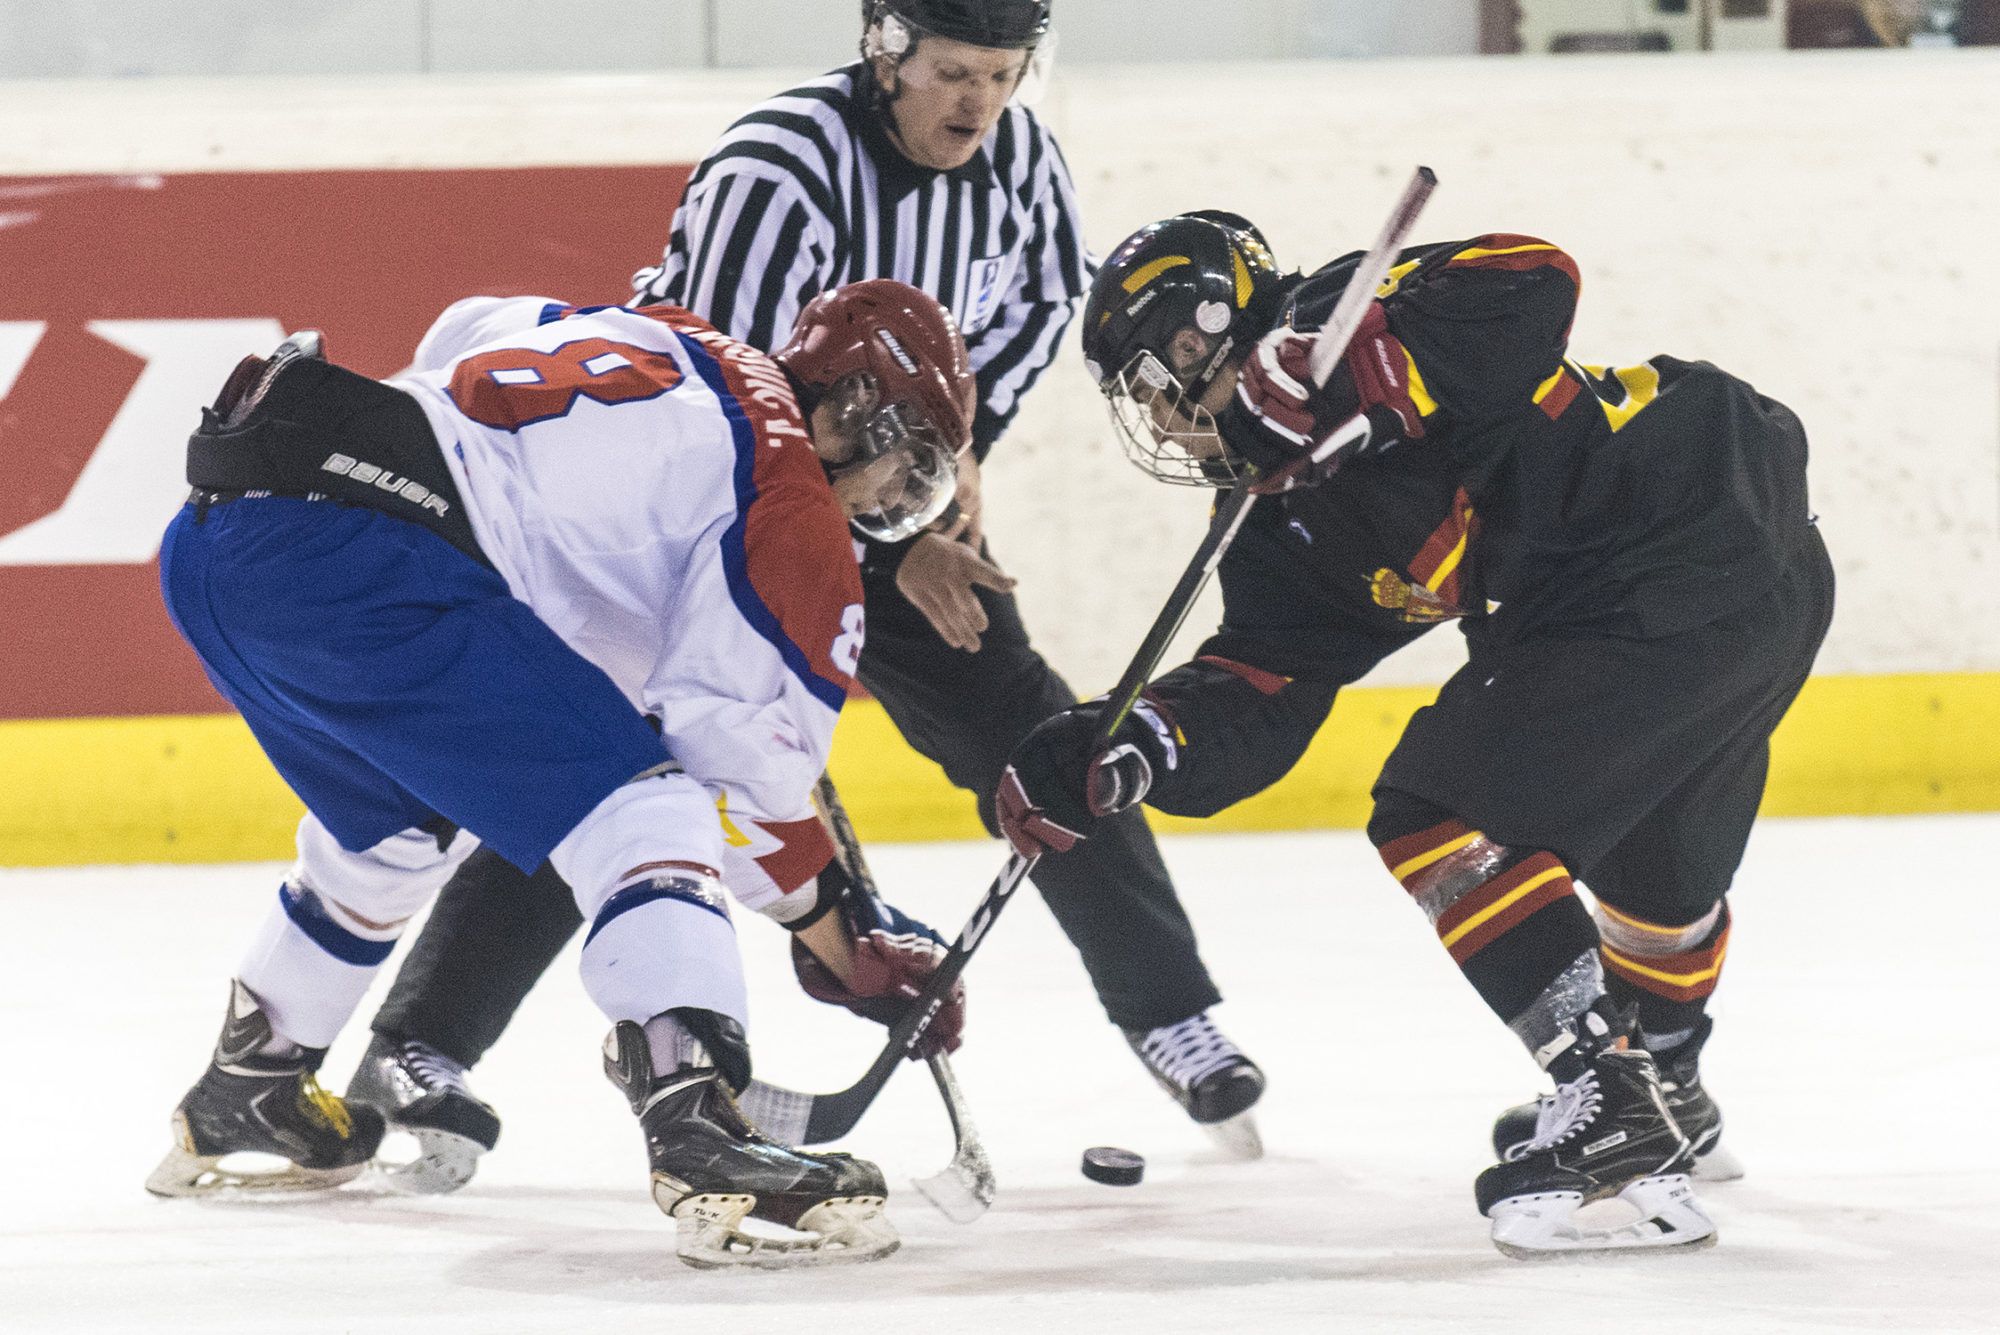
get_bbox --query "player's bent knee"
[1367,787,1456,854]
[547,765,727,918]
[292,813,476,928]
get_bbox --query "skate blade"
[664,1190,900,1270]
[1488,1174,1717,1260]
[145,1145,366,1199]
[913,1149,995,1225]
[373,1126,485,1196]
[1199,1110,1264,1162]
[1693,1141,1745,1183]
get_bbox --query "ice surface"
[3,816,1996,1334]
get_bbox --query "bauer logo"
[874,328,919,375]
[319,453,451,517]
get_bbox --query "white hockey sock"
[234,816,472,1050]
[578,871,748,1030]
[554,770,747,1032]
[237,880,403,1051]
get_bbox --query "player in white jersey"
[146,280,974,1269]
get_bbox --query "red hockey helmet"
[775,279,976,542]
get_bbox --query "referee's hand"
[897,531,1016,653]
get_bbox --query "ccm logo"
[320,453,452,518]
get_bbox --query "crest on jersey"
[962,256,1010,335]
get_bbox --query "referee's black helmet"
[1081,212,1293,486]
[864,0,1052,50]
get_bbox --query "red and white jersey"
[396,297,859,911]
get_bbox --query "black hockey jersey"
[1139,235,1819,818]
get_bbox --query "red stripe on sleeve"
[1447,235,1582,288]
[1196,655,1293,697]
[1538,371,1582,420]
[671,308,865,700]
[751,816,837,897]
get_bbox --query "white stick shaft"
[1307,166,1439,388]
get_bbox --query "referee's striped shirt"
[632,61,1093,456]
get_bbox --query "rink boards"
[2,672,1996,864]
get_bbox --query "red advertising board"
[0,165,689,720]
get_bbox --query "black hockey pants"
[368,548,1223,1065]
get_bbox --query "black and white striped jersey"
[632,62,1092,456]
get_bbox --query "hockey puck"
[1080,1146,1145,1186]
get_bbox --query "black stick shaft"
[802,167,1442,1142]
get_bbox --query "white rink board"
[5,50,1997,690]
[2,816,1996,1334]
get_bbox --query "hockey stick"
[739,166,1440,1149]
[736,775,997,1226]
[820,774,996,1223]
[1309,166,1438,387]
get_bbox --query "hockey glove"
[1227,300,1424,495]
[789,860,966,1058]
[996,694,1180,860]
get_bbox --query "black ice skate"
[604,1015,898,1270]
[1491,1015,1742,1182]
[344,1033,502,1195]
[1124,1011,1266,1160]
[146,980,385,1198]
[1476,1009,1715,1259]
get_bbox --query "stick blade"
[913,1146,995,1225]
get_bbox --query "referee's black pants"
[368,551,1223,1067]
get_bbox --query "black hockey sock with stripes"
[1369,789,1604,1060]
[1596,897,1731,1054]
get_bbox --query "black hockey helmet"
[1081,211,1293,486]
[863,0,1053,50]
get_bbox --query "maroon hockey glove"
[996,696,1179,860]
[789,866,965,1058]
[1228,301,1424,494]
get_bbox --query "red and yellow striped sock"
[1376,817,1602,1052]
[1596,898,1731,1042]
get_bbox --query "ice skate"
[1125,1011,1266,1160]
[146,980,385,1198]
[605,1015,898,1270]
[1492,1016,1741,1182]
[345,1033,502,1195]
[1476,1011,1715,1259]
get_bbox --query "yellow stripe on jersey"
[1579,361,1663,432]
[1426,530,1469,594]
[1454,242,1560,261]
[1376,257,1422,299]
[715,790,753,848]
[1404,349,1438,417]
[1532,367,1568,404]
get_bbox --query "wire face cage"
[1103,349,1241,488]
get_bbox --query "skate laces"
[1137,1013,1245,1092]
[296,1073,355,1138]
[400,1041,474,1097]
[1509,1070,1604,1160]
